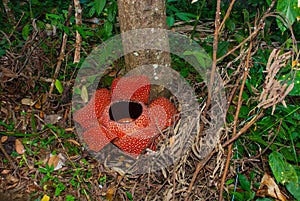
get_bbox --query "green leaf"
[66,195,75,201]
[54,183,66,196]
[256,198,273,201]
[269,151,298,185]
[279,70,300,96]
[74,87,81,95]
[126,191,133,201]
[0,48,6,57]
[88,7,96,17]
[55,79,63,94]
[243,9,249,23]
[175,12,196,21]
[22,24,30,40]
[286,166,300,201]
[167,16,175,27]
[231,191,244,201]
[104,21,113,37]
[94,0,106,16]
[276,0,299,33]
[225,178,235,185]
[225,18,236,32]
[238,174,251,191]
[182,50,211,68]
[180,68,189,78]
[108,2,117,22]
[217,41,229,58]
[75,26,86,39]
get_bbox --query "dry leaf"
[6,174,19,184]
[48,153,66,171]
[39,111,44,119]
[26,184,42,193]
[44,114,62,124]
[1,136,8,143]
[106,188,116,201]
[34,100,42,109]
[1,169,11,174]
[108,70,117,77]
[35,94,47,109]
[0,67,18,78]
[81,85,89,103]
[256,173,287,201]
[48,154,59,168]
[15,139,25,154]
[65,127,75,131]
[169,136,175,146]
[66,139,81,146]
[21,98,35,106]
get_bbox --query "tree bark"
[117,0,171,71]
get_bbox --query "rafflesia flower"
[74,75,177,157]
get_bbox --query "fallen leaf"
[39,111,44,119]
[66,139,81,146]
[256,173,287,201]
[65,127,75,131]
[34,100,42,109]
[106,187,116,201]
[169,136,175,146]
[15,139,25,154]
[108,70,117,77]
[26,184,42,193]
[81,85,89,103]
[6,174,19,184]
[1,169,11,174]
[1,135,8,143]
[21,98,35,106]
[48,153,66,171]
[44,114,62,124]
[48,154,59,168]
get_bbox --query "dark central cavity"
[109,101,143,123]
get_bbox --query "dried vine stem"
[222,111,264,148]
[184,0,222,200]
[206,0,221,108]
[74,0,82,63]
[219,39,253,200]
[218,0,236,32]
[217,1,278,63]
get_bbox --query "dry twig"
[49,4,73,96]
[185,0,222,200]
[219,36,253,200]
[74,0,82,63]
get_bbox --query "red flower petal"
[101,101,150,138]
[82,125,115,152]
[150,97,177,129]
[113,127,157,156]
[73,97,98,129]
[95,89,111,117]
[111,75,150,104]
[74,89,111,129]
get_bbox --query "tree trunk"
[117,0,171,71]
